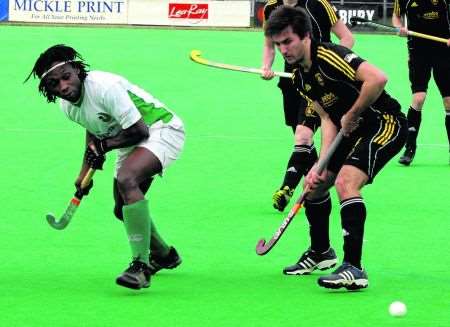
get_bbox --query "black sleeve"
[313,0,339,27]
[393,0,405,16]
[317,44,365,83]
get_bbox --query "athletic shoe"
[116,259,151,290]
[317,262,368,290]
[398,147,415,166]
[149,246,182,275]
[283,247,337,275]
[272,186,294,212]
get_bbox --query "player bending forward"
[26,45,185,290]
[265,7,407,290]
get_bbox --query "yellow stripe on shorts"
[374,114,396,145]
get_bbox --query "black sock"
[406,107,422,150]
[445,112,450,150]
[305,193,331,253]
[281,144,318,189]
[340,197,366,269]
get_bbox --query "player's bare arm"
[94,119,149,153]
[261,36,276,80]
[331,19,355,49]
[304,102,336,189]
[392,11,408,36]
[341,62,387,136]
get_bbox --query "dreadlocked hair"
[25,44,89,103]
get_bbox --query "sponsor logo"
[344,53,358,63]
[411,2,419,7]
[423,11,439,19]
[338,9,374,25]
[320,92,338,107]
[168,3,208,19]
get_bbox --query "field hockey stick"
[256,131,344,255]
[190,50,293,78]
[350,17,449,44]
[46,168,95,230]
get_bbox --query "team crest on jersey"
[431,0,438,6]
[304,83,312,91]
[411,1,418,7]
[97,113,112,123]
[314,73,325,86]
[344,53,358,63]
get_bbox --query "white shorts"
[115,116,185,176]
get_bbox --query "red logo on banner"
[168,3,209,19]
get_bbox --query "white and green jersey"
[60,71,175,139]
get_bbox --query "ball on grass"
[389,301,407,317]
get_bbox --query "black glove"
[85,138,107,170]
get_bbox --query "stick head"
[255,239,271,255]
[46,213,69,230]
[190,49,202,62]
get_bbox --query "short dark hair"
[264,6,312,39]
[25,44,89,103]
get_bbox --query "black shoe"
[149,246,182,275]
[116,259,151,290]
[283,247,337,275]
[317,262,368,290]
[398,147,415,166]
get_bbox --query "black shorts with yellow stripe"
[327,112,407,184]
[278,77,321,131]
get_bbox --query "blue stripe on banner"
[0,0,8,21]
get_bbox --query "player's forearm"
[350,76,387,117]
[319,117,338,160]
[79,132,94,174]
[392,15,403,28]
[262,38,275,69]
[332,20,355,49]
[104,120,149,151]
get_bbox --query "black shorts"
[327,113,407,184]
[408,49,450,96]
[278,76,321,131]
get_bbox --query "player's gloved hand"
[85,138,108,170]
[75,179,94,196]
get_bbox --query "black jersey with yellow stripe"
[393,0,450,50]
[293,41,401,128]
[263,0,339,42]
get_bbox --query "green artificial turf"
[0,24,449,327]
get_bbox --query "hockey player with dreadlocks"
[26,44,185,290]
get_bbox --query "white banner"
[128,0,251,27]
[9,0,128,24]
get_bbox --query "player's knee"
[334,175,353,198]
[443,97,450,109]
[116,172,139,194]
[412,93,426,109]
[294,126,314,145]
